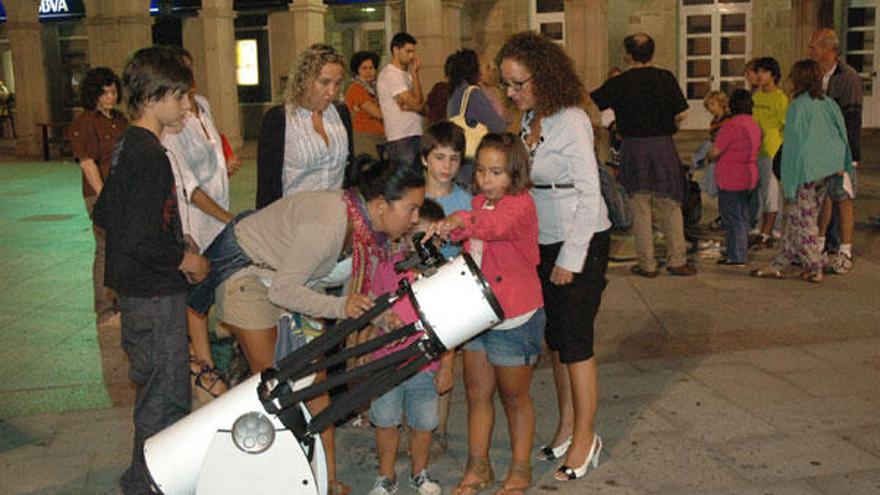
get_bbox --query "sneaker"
[368,476,398,495]
[830,252,853,274]
[410,470,442,495]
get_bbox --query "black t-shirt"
[590,67,689,138]
[94,126,189,296]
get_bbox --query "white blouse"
[282,104,349,196]
[523,107,611,273]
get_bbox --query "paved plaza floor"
[0,140,878,494]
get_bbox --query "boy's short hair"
[419,198,445,222]
[420,121,466,160]
[473,133,532,196]
[123,46,193,118]
[755,57,782,84]
[390,32,417,53]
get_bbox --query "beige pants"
[630,192,688,271]
[85,195,116,317]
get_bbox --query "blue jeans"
[463,309,546,367]
[718,189,752,263]
[187,211,255,314]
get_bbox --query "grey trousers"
[118,293,191,495]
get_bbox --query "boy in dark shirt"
[93,46,209,495]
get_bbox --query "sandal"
[453,456,495,495]
[749,267,784,279]
[494,461,531,495]
[190,356,228,398]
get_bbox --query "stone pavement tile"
[780,365,879,399]
[531,461,649,495]
[84,466,126,495]
[648,378,778,444]
[0,383,114,416]
[807,468,880,495]
[595,396,677,441]
[750,395,879,435]
[595,307,665,347]
[629,352,746,372]
[668,479,824,495]
[0,452,91,495]
[728,346,832,374]
[798,338,880,368]
[607,431,745,492]
[597,368,688,401]
[686,363,810,409]
[719,432,880,483]
[838,425,880,458]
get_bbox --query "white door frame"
[679,1,752,130]
[843,0,879,127]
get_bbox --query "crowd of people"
[66,24,865,495]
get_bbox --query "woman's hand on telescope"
[345,293,375,318]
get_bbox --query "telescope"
[143,251,504,494]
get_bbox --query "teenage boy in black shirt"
[93,46,209,495]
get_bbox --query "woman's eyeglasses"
[499,76,533,93]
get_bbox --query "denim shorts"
[369,370,439,431]
[463,308,545,367]
[826,169,858,201]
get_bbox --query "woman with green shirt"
[751,60,851,283]
[750,57,787,249]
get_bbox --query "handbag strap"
[458,85,478,118]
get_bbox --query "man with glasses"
[590,32,695,278]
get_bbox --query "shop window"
[236,14,271,103]
[57,22,88,111]
[531,0,564,43]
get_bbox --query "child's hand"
[434,365,454,395]
[424,216,464,241]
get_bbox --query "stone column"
[792,0,820,60]
[268,0,326,101]
[565,0,608,92]
[83,0,153,76]
[183,0,242,149]
[442,0,465,58]
[405,0,446,90]
[4,2,50,157]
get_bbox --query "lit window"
[236,39,259,86]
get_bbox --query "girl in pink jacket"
[430,132,544,495]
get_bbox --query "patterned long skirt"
[769,180,828,275]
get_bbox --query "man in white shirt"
[377,32,424,169]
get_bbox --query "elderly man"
[591,32,695,277]
[809,28,863,274]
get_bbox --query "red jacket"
[452,192,543,319]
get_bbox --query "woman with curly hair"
[473,31,610,490]
[67,67,128,326]
[256,44,354,208]
[345,50,385,159]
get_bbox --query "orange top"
[345,83,385,135]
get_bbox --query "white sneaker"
[830,253,853,274]
[410,470,442,495]
[368,476,398,495]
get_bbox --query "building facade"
[0,0,875,157]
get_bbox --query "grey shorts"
[826,168,858,201]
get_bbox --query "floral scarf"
[342,189,393,297]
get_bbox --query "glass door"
[844,0,878,127]
[679,0,752,130]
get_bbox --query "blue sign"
[0,1,6,23]
[38,0,86,21]
[150,0,202,16]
